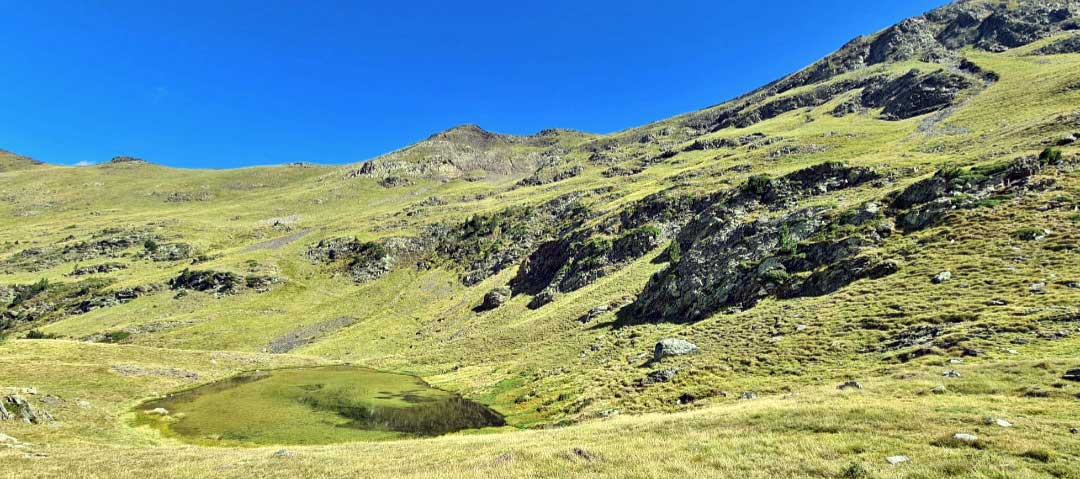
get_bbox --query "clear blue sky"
[0,0,946,168]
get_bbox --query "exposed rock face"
[346,125,593,180]
[860,70,975,120]
[888,154,1056,232]
[653,339,698,362]
[628,163,884,323]
[626,153,1063,325]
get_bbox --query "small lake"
[135,365,505,445]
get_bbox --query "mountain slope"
[1,1,1079,477]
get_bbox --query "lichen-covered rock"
[1,395,53,424]
[653,339,698,362]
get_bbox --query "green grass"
[1,18,1079,479]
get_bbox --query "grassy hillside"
[2,1,1079,477]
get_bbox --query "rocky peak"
[108,156,148,164]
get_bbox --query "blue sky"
[0,0,945,168]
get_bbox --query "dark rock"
[861,70,974,120]
[643,368,679,385]
[578,305,609,324]
[838,381,864,390]
[68,262,127,276]
[479,287,512,311]
[785,257,898,298]
[1064,368,1080,382]
[527,289,557,309]
[168,269,241,295]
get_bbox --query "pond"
[134,365,505,445]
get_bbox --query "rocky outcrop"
[1033,35,1080,55]
[68,262,127,276]
[625,153,1064,325]
[168,269,241,294]
[888,153,1058,232]
[860,70,975,120]
[0,229,156,273]
[435,193,591,286]
[1,396,53,424]
[346,125,593,180]
[306,236,423,284]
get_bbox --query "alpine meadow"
[2,1,1080,478]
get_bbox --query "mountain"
[2,1,1079,477]
[347,124,596,181]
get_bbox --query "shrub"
[746,174,773,195]
[25,330,59,340]
[1021,448,1056,463]
[102,331,131,343]
[1039,147,1062,162]
[667,241,682,263]
[143,239,159,253]
[841,462,870,479]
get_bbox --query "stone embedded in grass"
[643,368,679,385]
[943,370,961,378]
[0,433,17,444]
[984,417,1012,428]
[953,433,978,443]
[931,385,947,394]
[837,381,864,390]
[652,339,698,362]
[147,408,170,416]
[1063,368,1080,382]
[1029,282,1046,294]
[273,449,293,458]
[986,298,1008,306]
[885,455,909,465]
[932,271,952,284]
[738,392,758,401]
